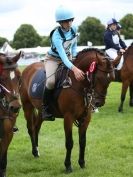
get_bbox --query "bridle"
[73,58,114,127]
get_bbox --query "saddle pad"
[29,69,46,99]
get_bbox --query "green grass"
[19,65,26,72]
[7,82,133,177]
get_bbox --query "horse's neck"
[125,46,133,57]
[70,54,94,91]
[69,71,88,93]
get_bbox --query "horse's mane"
[76,48,105,58]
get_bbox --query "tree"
[12,24,41,49]
[120,14,133,39]
[0,37,8,47]
[40,36,50,46]
[78,17,105,46]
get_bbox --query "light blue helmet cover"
[55,6,74,22]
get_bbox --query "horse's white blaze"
[10,71,15,80]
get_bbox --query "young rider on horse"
[104,18,127,70]
[42,6,85,120]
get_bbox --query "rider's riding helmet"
[55,6,74,22]
[107,18,118,26]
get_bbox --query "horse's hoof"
[34,154,40,158]
[0,169,6,177]
[79,160,85,169]
[118,107,123,112]
[65,166,73,174]
[32,150,40,157]
[80,163,85,169]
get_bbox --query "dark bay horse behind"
[20,48,117,173]
[0,52,21,177]
[117,43,133,112]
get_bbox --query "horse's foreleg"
[0,151,7,177]
[129,82,133,106]
[78,130,86,168]
[0,129,13,177]
[0,168,6,177]
[78,116,90,169]
[64,115,73,173]
[118,82,129,112]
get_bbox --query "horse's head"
[75,48,115,107]
[0,52,22,116]
[93,52,115,107]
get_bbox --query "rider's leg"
[42,58,59,120]
[42,87,54,120]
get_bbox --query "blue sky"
[0,0,133,40]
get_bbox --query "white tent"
[17,46,50,55]
[0,42,16,54]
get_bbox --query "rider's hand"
[119,48,125,54]
[71,66,85,81]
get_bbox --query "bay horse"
[0,52,22,177]
[20,48,118,173]
[117,43,133,112]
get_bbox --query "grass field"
[7,82,133,177]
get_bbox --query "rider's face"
[59,19,73,31]
[110,23,117,31]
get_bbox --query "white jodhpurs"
[105,48,118,60]
[105,48,124,70]
[44,54,61,89]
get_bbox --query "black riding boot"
[42,88,55,121]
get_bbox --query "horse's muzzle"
[9,100,21,113]
[9,105,21,113]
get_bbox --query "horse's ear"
[12,51,22,63]
[111,53,122,67]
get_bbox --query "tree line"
[0,13,133,49]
